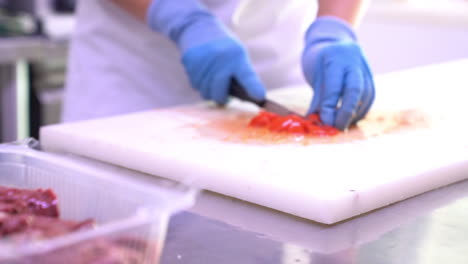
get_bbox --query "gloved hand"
[302,16,375,130]
[146,0,265,105]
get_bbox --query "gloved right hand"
[146,0,265,105]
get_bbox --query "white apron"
[62,0,317,122]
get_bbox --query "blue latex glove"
[302,16,375,130]
[147,0,265,105]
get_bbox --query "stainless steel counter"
[161,178,468,263]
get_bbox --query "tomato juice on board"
[177,106,432,145]
[248,111,339,137]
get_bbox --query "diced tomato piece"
[303,122,318,134]
[307,113,321,125]
[308,126,328,136]
[287,122,306,134]
[249,115,271,127]
[247,111,340,138]
[269,117,291,132]
[287,115,302,122]
[248,111,277,127]
[322,125,340,136]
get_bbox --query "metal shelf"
[0,37,68,142]
[0,37,68,64]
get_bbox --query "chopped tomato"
[269,117,291,132]
[248,111,340,137]
[287,122,306,134]
[249,111,277,127]
[307,113,321,125]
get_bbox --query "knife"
[229,78,301,117]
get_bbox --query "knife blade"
[229,78,301,117]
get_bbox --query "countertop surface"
[161,179,468,264]
[159,59,468,263]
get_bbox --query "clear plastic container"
[0,139,197,264]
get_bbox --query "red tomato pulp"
[248,111,340,136]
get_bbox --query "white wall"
[357,10,468,74]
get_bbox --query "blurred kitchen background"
[0,0,467,143]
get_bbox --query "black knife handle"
[229,78,265,107]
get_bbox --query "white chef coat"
[62,0,317,122]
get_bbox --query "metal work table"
[161,178,468,263]
[0,37,67,142]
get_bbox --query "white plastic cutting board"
[40,60,468,224]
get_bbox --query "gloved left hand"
[302,16,375,130]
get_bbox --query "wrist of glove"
[146,0,265,104]
[146,0,228,52]
[302,16,375,130]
